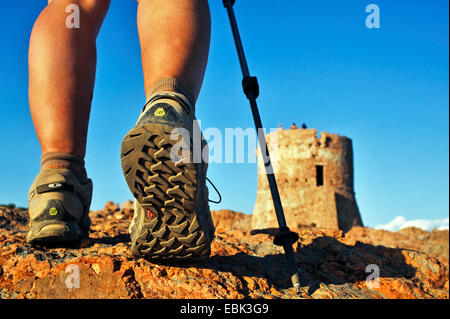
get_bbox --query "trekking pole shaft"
[224,2,250,77]
[249,97,287,228]
[225,0,287,229]
[223,0,301,291]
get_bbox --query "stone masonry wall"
[252,128,363,232]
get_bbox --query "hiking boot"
[121,92,215,260]
[26,168,93,244]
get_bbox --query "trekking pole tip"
[291,272,301,294]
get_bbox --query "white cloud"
[375,216,449,232]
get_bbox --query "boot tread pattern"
[121,124,210,260]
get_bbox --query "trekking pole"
[222,0,301,292]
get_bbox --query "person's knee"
[47,0,110,31]
[47,0,110,18]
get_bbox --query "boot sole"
[26,223,84,245]
[121,124,211,260]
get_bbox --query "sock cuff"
[41,152,85,167]
[41,152,88,183]
[146,77,195,110]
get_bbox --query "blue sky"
[0,0,448,229]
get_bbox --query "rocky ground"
[0,202,448,299]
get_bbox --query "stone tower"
[252,128,363,232]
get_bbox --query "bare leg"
[137,0,211,102]
[28,0,110,159]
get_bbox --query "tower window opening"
[316,165,324,187]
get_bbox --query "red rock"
[211,209,251,232]
[0,205,448,299]
[103,201,120,213]
[121,200,134,212]
[345,226,449,258]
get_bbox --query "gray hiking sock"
[146,77,195,112]
[41,152,88,184]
